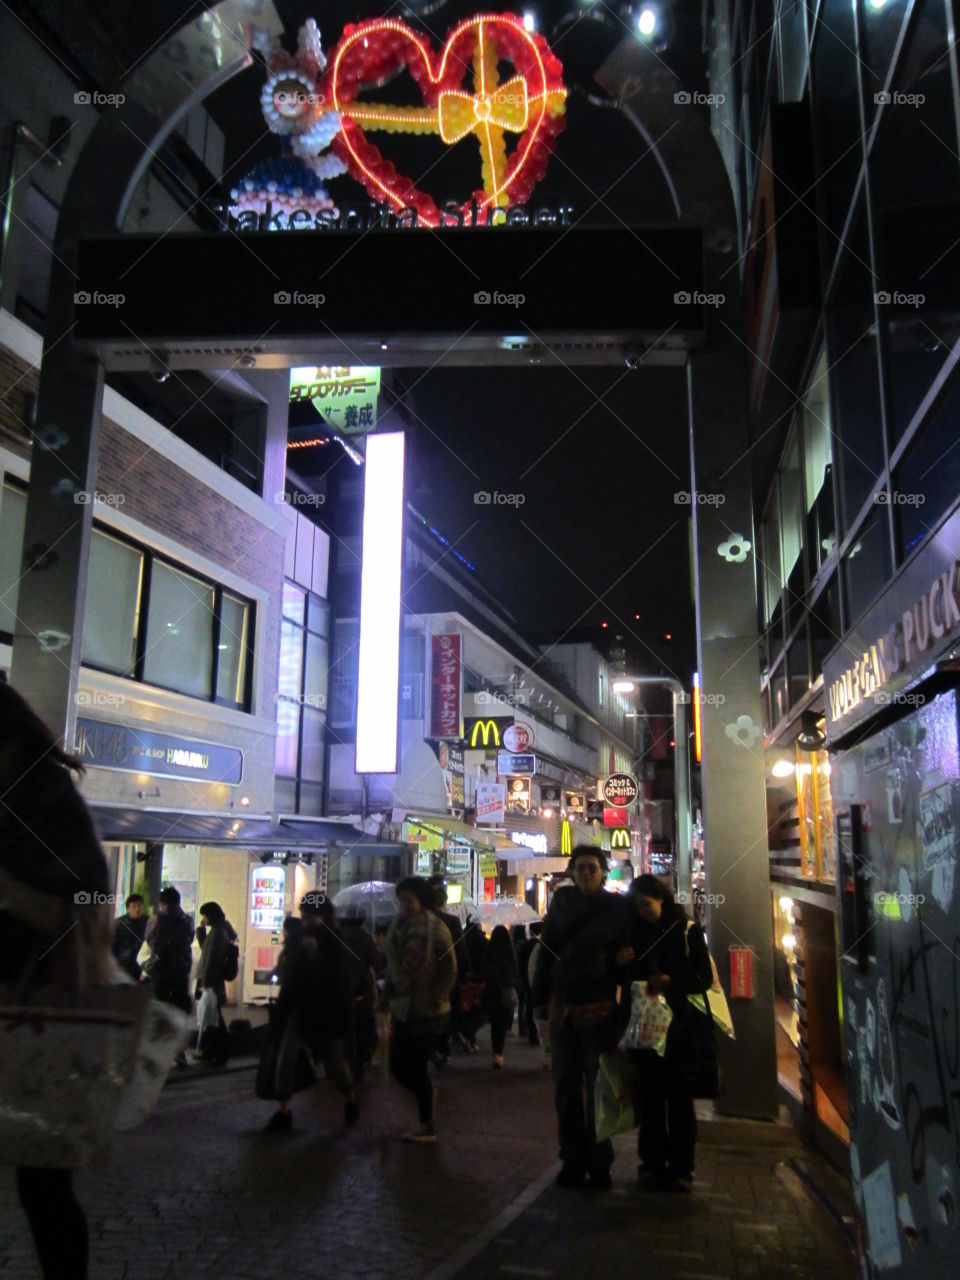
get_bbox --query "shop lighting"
[781,933,796,950]
[612,680,635,693]
[692,671,702,764]
[771,759,795,779]
[636,6,658,36]
[797,710,826,752]
[779,896,794,912]
[356,431,405,773]
[239,796,250,807]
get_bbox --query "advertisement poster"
[431,740,465,810]
[476,780,506,825]
[506,776,531,814]
[289,365,381,435]
[430,634,462,739]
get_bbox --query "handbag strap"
[683,920,716,1030]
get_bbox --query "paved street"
[0,1034,857,1280]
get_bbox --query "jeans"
[550,1017,615,1173]
[633,1049,697,1176]
[389,1018,437,1123]
[17,1167,88,1279]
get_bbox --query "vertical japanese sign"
[430,634,462,740]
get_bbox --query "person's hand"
[615,945,635,967]
[645,972,670,996]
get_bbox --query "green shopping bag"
[594,1051,637,1143]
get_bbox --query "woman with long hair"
[619,874,713,1191]
[0,682,113,1279]
[481,924,519,1068]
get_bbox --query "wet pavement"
[0,1031,857,1280]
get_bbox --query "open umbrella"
[474,899,541,931]
[332,880,399,930]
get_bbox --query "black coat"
[532,887,628,1008]
[112,912,147,979]
[620,903,712,1020]
[275,927,353,1047]
[145,908,194,985]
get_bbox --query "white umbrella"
[332,880,399,928]
[475,899,541,931]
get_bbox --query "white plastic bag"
[197,987,219,1035]
[619,982,673,1056]
[114,998,189,1131]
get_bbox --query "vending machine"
[833,680,960,1279]
[243,857,318,1004]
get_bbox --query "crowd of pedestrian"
[0,678,719,1280]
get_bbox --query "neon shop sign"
[227,13,569,232]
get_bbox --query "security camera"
[150,358,171,383]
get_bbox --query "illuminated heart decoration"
[324,13,566,227]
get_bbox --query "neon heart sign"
[324,13,566,228]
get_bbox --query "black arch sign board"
[73,226,704,365]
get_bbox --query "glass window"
[781,434,804,583]
[787,626,811,709]
[301,706,325,782]
[307,593,328,637]
[843,508,892,625]
[760,488,783,629]
[826,208,885,529]
[895,371,960,558]
[278,620,303,700]
[0,483,28,640]
[871,1,960,444]
[282,581,305,625]
[216,593,249,705]
[811,0,862,240]
[304,633,328,708]
[811,574,843,676]
[858,0,911,119]
[82,532,143,675]
[275,699,300,777]
[801,351,837,576]
[777,0,808,102]
[143,562,215,698]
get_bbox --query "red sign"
[502,721,534,752]
[430,634,462,738]
[602,806,628,827]
[729,948,753,998]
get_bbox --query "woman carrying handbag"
[618,874,715,1192]
[0,683,121,1279]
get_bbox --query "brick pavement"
[0,1034,856,1280]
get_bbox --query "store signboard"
[430,634,462,739]
[75,717,243,784]
[498,752,536,776]
[464,715,512,748]
[506,776,531,814]
[510,830,548,855]
[602,806,628,826]
[289,365,380,435]
[479,852,498,879]
[601,772,639,805]
[476,780,506,825]
[502,721,535,751]
[445,846,471,875]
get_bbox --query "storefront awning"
[404,813,523,853]
[89,806,404,854]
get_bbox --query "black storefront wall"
[824,501,960,1279]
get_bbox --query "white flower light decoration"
[718,533,751,564]
[724,715,761,749]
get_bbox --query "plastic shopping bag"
[115,998,189,1131]
[594,1052,637,1143]
[619,982,673,1055]
[197,987,220,1035]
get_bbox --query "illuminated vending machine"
[243,858,318,1004]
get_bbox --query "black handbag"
[665,996,721,1100]
[254,1035,316,1100]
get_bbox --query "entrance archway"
[10,1,776,1119]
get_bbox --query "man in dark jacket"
[112,893,147,980]
[143,886,195,1068]
[533,847,629,1189]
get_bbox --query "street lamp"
[613,675,692,899]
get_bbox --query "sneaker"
[403,1122,437,1144]
[587,1168,613,1190]
[263,1110,293,1134]
[555,1164,586,1188]
[492,1054,504,1069]
[344,1097,360,1125]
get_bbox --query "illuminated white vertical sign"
[355,431,405,773]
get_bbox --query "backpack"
[222,939,239,982]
